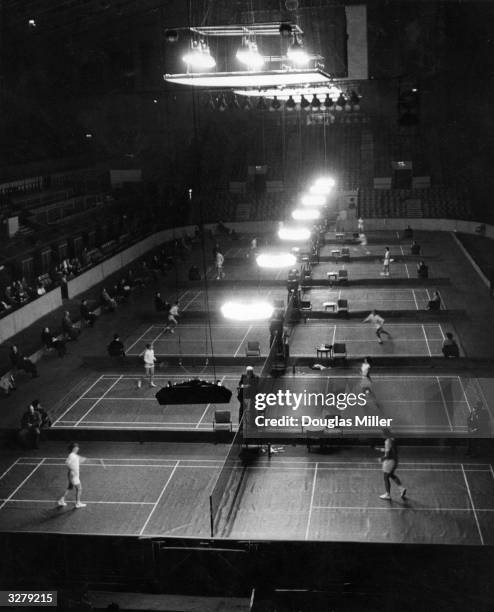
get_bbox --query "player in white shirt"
[363,310,391,344]
[360,357,372,394]
[143,343,157,387]
[215,251,225,279]
[58,442,86,508]
[357,217,364,233]
[164,301,179,334]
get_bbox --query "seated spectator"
[19,402,43,449]
[62,311,79,341]
[107,334,125,357]
[41,326,66,357]
[81,248,91,267]
[410,241,421,255]
[188,265,201,281]
[154,292,165,312]
[101,287,117,311]
[36,281,46,296]
[5,285,16,306]
[117,278,131,301]
[33,399,51,429]
[0,299,11,313]
[0,373,16,396]
[442,332,459,358]
[9,345,39,378]
[426,290,441,311]
[417,261,429,278]
[80,299,97,327]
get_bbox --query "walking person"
[57,442,86,508]
[360,357,372,394]
[381,247,391,276]
[165,301,179,334]
[363,310,391,344]
[357,217,364,233]
[375,430,407,500]
[215,251,225,280]
[142,343,157,388]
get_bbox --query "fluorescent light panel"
[164,69,332,89]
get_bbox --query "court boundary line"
[436,376,454,431]
[422,324,432,357]
[0,458,19,481]
[312,505,491,512]
[0,459,45,510]
[458,376,473,414]
[52,375,104,426]
[74,376,123,427]
[196,375,226,429]
[412,289,419,310]
[234,326,253,357]
[305,462,318,540]
[461,464,484,545]
[139,460,180,536]
[126,325,154,352]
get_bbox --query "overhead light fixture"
[315,177,336,188]
[301,193,326,207]
[278,226,311,241]
[256,253,297,268]
[270,96,281,111]
[300,95,310,111]
[310,177,336,195]
[257,96,268,111]
[287,36,310,66]
[236,38,264,70]
[28,19,36,28]
[292,208,320,221]
[311,94,321,110]
[221,300,274,321]
[183,40,216,70]
[323,94,333,109]
[285,95,297,111]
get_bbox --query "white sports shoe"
[379,493,391,500]
[75,502,87,508]
[57,498,66,507]
[150,382,157,387]
[137,380,142,388]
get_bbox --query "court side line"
[52,375,104,426]
[196,375,226,429]
[74,376,123,427]
[234,325,253,357]
[474,378,494,421]
[3,499,155,505]
[436,376,453,431]
[331,325,337,346]
[412,289,419,310]
[461,464,484,545]
[458,376,473,414]
[421,324,432,357]
[137,327,168,357]
[438,324,446,340]
[182,291,202,311]
[139,460,180,536]
[404,263,410,278]
[0,459,20,482]
[0,459,45,511]
[305,463,318,540]
[313,505,482,512]
[126,325,154,352]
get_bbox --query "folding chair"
[337,299,349,315]
[332,343,347,364]
[245,341,261,357]
[213,410,232,431]
[338,269,348,284]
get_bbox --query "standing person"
[20,403,42,448]
[382,247,391,276]
[360,357,372,394]
[375,430,407,500]
[142,343,157,388]
[357,217,364,233]
[167,301,179,331]
[363,310,391,344]
[237,366,258,424]
[80,299,97,327]
[107,334,125,357]
[215,251,225,280]
[57,442,86,508]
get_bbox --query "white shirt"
[383,250,390,264]
[216,253,224,266]
[364,313,384,329]
[66,452,80,484]
[170,305,179,316]
[361,362,370,377]
[143,348,156,366]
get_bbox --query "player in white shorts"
[363,310,391,344]
[58,442,86,508]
